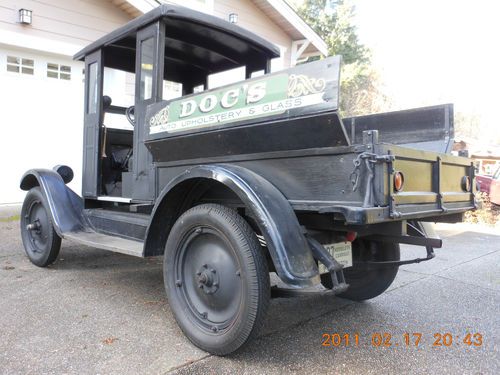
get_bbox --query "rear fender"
[144,164,320,288]
[20,169,85,236]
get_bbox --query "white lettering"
[179,100,196,118]
[221,89,239,109]
[246,82,267,104]
[199,94,218,113]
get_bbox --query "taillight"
[345,231,357,242]
[393,171,405,192]
[461,176,471,192]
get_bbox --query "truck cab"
[74,5,278,203]
[19,4,476,356]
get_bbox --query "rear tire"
[164,204,270,355]
[20,187,61,267]
[321,240,399,301]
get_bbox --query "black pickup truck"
[19,5,476,355]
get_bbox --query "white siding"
[0,47,84,203]
[0,0,132,50]
[0,0,135,204]
[213,0,292,69]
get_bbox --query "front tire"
[321,240,399,301]
[164,204,270,355]
[20,187,61,267]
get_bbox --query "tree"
[292,0,389,116]
[453,112,482,140]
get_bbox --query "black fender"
[144,164,320,288]
[20,168,85,236]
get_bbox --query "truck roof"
[73,4,280,73]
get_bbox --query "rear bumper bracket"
[360,221,438,267]
[356,245,435,268]
[307,237,349,294]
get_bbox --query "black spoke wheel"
[321,240,400,301]
[164,204,269,355]
[20,187,61,267]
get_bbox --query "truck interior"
[74,5,279,203]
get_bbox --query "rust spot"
[102,337,118,345]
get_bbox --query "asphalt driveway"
[0,220,498,374]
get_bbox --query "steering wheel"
[125,106,135,127]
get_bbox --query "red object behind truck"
[477,167,500,205]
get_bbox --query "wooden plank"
[0,18,91,45]
[11,0,132,24]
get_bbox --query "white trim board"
[0,30,84,58]
[97,196,132,203]
[126,0,158,13]
[265,0,328,56]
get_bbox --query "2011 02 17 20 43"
[321,332,484,348]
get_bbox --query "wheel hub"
[23,200,49,253]
[174,227,242,331]
[26,219,41,233]
[196,264,219,294]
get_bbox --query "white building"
[0,0,327,204]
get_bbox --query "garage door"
[0,48,84,204]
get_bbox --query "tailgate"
[345,104,454,153]
[375,144,476,219]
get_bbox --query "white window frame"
[6,55,34,75]
[163,80,183,100]
[47,62,72,80]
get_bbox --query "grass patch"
[0,215,20,223]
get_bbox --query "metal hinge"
[350,151,395,208]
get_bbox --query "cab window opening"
[103,67,135,130]
[87,62,98,114]
[140,37,155,100]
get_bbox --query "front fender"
[20,169,85,236]
[145,164,320,288]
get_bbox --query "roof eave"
[130,0,329,56]
[125,0,158,14]
[264,0,328,56]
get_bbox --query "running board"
[64,231,143,257]
[84,209,150,241]
[271,284,334,298]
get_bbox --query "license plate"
[318,241,353,274]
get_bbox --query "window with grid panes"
[7,56,34,75]
[47,63,71,80]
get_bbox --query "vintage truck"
[19,5,476,355]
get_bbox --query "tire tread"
[20,187,61,267]
[165,203,270,355]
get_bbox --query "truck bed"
[148,104,474,225]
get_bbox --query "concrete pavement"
[0,221,498,374]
